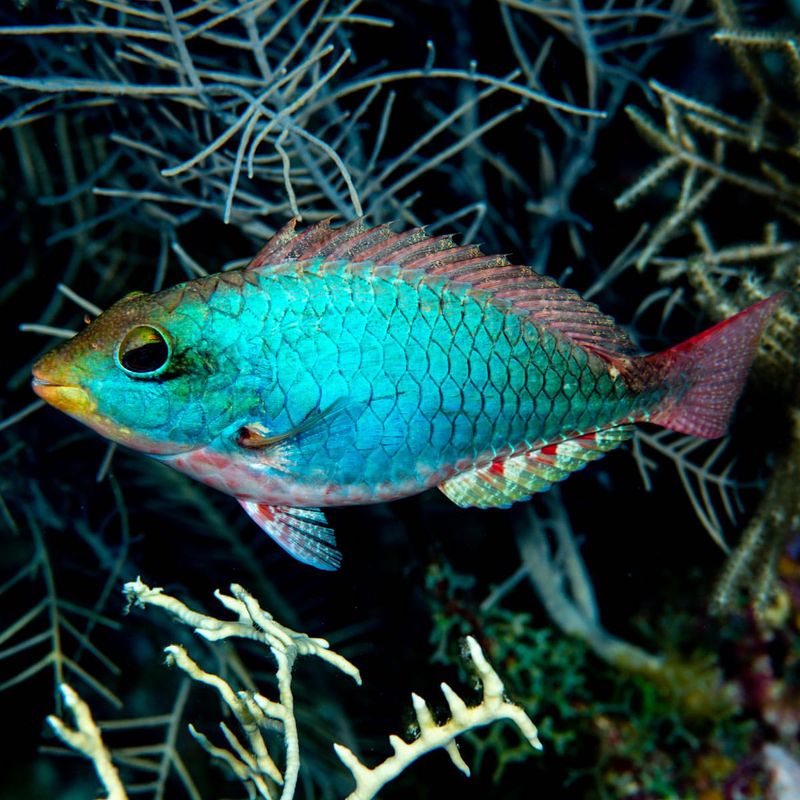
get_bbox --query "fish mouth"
[31,375,96,417]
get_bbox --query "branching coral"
[424,538,757,797]
[125,579,361,799]
[515,497,661,675]
[618,0,800,615]
[490,0,698,266]
[118,580,540,799]
[0,502,123,709]
[334,635,541,800]
[512,493,735,720]
[48,683,128,800]
[711,409,800,616]
[0,0,602,245]
[631,429,744,550]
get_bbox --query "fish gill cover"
[0,1,798,799]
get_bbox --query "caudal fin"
[648,293,785,438]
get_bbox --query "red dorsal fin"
[246,218,637,356]
[247,216,343,267]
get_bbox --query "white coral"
[334,635,542,800]
[124,578,361,800]
[47,683,128,800]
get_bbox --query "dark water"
[1,1,798,798]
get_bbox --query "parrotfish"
[32,219,783,569]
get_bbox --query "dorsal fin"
[246,218,637,356]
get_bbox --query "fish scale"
[165,261,641,492]
[31,218,784,570]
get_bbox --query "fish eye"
[115,325,171,377]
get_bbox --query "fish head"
[32,287,242,455]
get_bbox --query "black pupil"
[121,339,168,373]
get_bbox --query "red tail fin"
[648,293,785,438]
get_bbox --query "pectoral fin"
[236,398,350,451]
[238,500,341,570]
[439,426,634,508]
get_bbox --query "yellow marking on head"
[32,382,97,418]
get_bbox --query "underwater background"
[1,0,799,798]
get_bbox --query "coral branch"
[124,579,361,799]
[124,578,362,683]
[333,635,541,800]
[515,499,663,676]
[166,644,283,796]
[47,683,128,800]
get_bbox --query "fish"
[31,218,784,570]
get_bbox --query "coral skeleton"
[619,0,800,614]
[123,580,541,799]
[124,579,361,799]
[47,683,128,800]
[515,498,662,676]
[333,635,542,800]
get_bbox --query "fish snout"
[32,350,68,392]
[31,352,95,416]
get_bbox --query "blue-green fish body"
[32,219,782,568]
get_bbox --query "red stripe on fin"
[247,217,362,268]
[245,219,637,356]
[372,231,460,266]
[439,426,634,508]
[488,460,505,476]
[325,222,397,259]
[238,500,341,570]
[648,293,785,438]
[247,217,301,268]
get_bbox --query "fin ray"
[245,218,637,356]
[238,500,341,570]
[236,398,349,451]
[647,293,785,438]
[440,426,634,508]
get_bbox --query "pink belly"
[160,445,459,507]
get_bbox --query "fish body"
[32,219,783,569]
[159,261,652,507]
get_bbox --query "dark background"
[1,1,796,798]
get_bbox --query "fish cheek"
[98,379,174,433]
[153,351,224,440]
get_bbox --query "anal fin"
[238,500,341,570]
[439,426,634,509]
